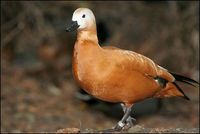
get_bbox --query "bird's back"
[102,46,174,82]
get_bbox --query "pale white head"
[66,8,96,32]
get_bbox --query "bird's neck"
[77,28,99,45]
[72,28,101,84]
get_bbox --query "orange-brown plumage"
[66,8,198,131]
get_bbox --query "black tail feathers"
[172,82,190,100]
[170,72,199,101]
[170,72,199,87]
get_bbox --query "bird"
[66,8,199,132]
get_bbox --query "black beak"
[66,21,79,32]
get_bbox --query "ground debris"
[128,125,199,133]
[56,126,199,133]
[56,128,80,133]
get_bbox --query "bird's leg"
[113,104,133,131]
[120,103,136,131]
[101,104,135,132]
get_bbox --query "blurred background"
[1,1,199,132]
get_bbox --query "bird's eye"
[82,14,85,18]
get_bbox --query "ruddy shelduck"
[66,8,199,131]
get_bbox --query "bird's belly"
[75,65,160,104]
